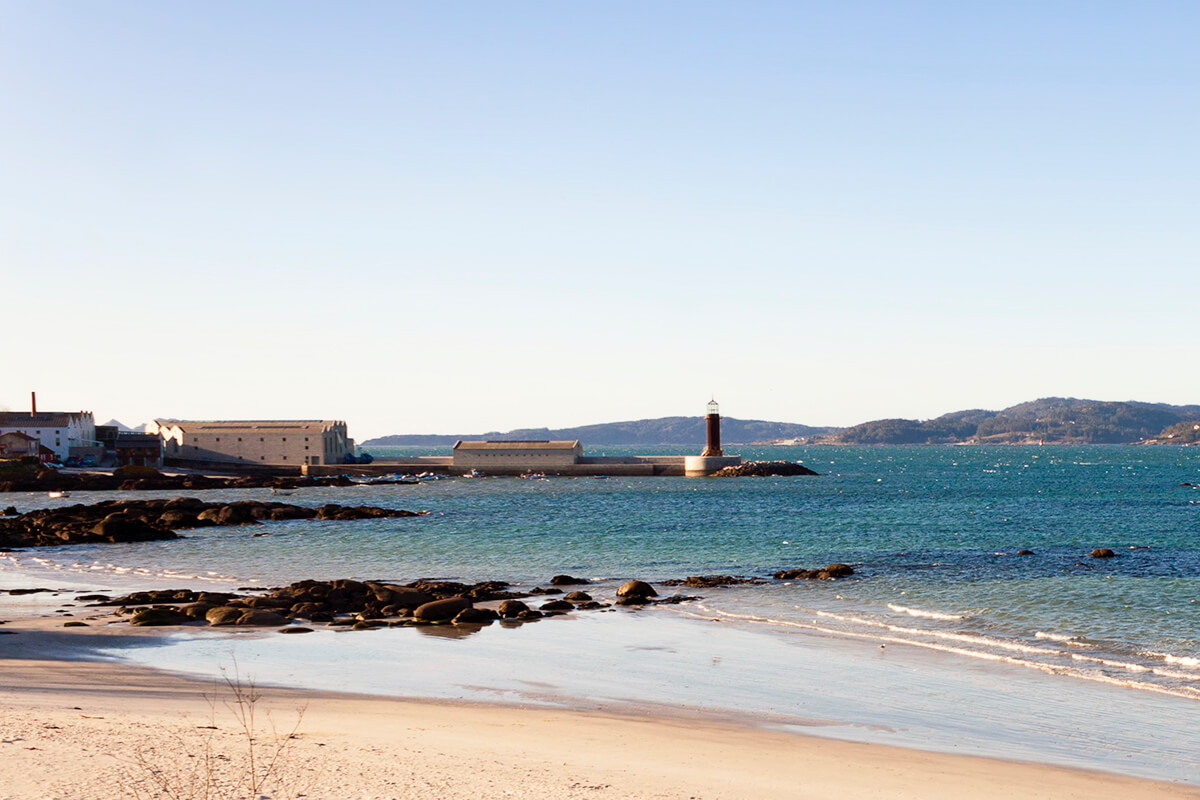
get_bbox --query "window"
[260,437,264,442]
[238,437,242,442]
[282,456,287,460]
[304,446,309,450]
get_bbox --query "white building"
[149,420,353,467]
[0,411,96,461]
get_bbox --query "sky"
[2,1,1198,439]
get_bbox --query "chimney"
[31,391,36,417]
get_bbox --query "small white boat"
[47,490,70,499]
[270,488,296,496]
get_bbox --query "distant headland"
[363,398,1200,447]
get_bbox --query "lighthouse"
[701,398,722,457]
[684,398,740,475]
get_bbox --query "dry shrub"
[119,665,308,800]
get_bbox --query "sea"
[3,445,1199,782]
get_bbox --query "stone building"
[451,440,582,469]
[149,420,353,467]
[0,411,96,461]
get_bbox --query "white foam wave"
[1143,652,1200,669]
[888,603,965,621]
[679,603,1200,702]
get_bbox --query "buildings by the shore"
[147,419,354,469]
[311,402,741,477]
[0,402,96,462]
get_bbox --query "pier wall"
[303,455,716,477]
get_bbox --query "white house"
[0,411,96,461]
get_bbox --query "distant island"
[362,398,1200,447]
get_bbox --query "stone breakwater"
[0,499,424,549]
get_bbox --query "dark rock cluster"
[91,577,612,628]
[46,558,876,633]
[659,575,765,588]
[0,499,424,549]
[0,467,366,494]
[712,461,819,477]
[772,563,856,580]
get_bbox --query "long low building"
[452,440,582,469]
[149,420,353,467]
[308,437,741,477]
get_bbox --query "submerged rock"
[660,575,762,588]
[773,564,856,580]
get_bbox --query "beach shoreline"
[3,613,1200,799]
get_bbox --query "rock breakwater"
[712,461,819,477]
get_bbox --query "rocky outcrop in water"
[712,461,819,477]
[773,564,855,580]
[0,466,364,494]
[0,499,425,549]
[660,575,764,588]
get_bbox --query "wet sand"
[1,618,1198,800]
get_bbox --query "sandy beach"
[2,618,1198,800]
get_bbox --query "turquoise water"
[4,445,1200,779]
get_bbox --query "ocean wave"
[1142,652,1200,669]
[887,603,965,621]
[683,603,1200,702]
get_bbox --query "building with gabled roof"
[149,420,352,467]
[0,410,96,461]
[0,431,41,458]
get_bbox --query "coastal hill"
[363,398,1200,447]
[815,398,1200,445]
[363,417,836,447]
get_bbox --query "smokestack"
[31,391,36,417]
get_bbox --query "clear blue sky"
[3,2,1197,438]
